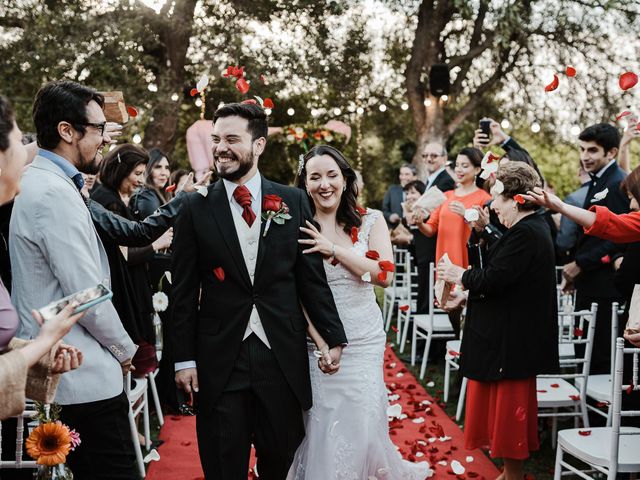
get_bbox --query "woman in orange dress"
[416,147,491,268]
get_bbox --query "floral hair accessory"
[297,154,305,176]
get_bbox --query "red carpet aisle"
[146,346,499,479]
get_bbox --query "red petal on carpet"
[146,347,499,479]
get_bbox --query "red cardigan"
[584,206,640,243]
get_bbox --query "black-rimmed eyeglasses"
[80,122,107,136]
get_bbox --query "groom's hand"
[319,345,343,375]
[175,367,199,394]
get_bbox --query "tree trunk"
[141,0,198,153]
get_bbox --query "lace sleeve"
[360,209,383,248]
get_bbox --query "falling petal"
[544,74,560,92]
[190,88,198,97]
[399,305,410,312]
[263,98,275,109]
[236,77,250,94]
[619,71,638,91]
[566,66,576,77]
[616,110,632,121]
[196,73,209,92]
[601,255,611,264]
[213,267,225,282]
[126,105,138,118]
[165,184,177,193]
[195,186,208,197]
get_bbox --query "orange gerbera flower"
[26,422,72,466]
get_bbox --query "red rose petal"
[616,110,632,121]
[537,390,547,393]
[627,384,634,395]
[378,260,396,272]
[330,258,339,266]
[355,205,367,215]
[544,74,560,92]
[351,226,359,244]
[578,430,591,436]
[619,71,638,91]
[514,194,525,204]
[601,254,611,264]
[213,267,225,282]
[165,184,177,193]
[596,401,610,407]
[126,105,138,118]
[263,98,274,109]
[569,394,580,401]
[377,271,388,282]
[236,77,250,94]
[399,305,410,312]
[391,325,398,333]
[574,327,584,337]
[566,66,576,77]
[365,250,380,260]
[550,383,559,388]
[190,88,198,97]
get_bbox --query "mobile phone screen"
[39,284,112,321]
[479,120,491,140]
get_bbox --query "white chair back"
[0,403,39,470]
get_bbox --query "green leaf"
[280,213,292,220]
[273,217,285,224]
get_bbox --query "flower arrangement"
[282,124,346,151]
[26,403,80,479]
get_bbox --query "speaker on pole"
[429,64,450,96]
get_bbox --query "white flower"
[195,186,208,197]
[152,291,169,312]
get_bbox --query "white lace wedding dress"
[288,209,431,480]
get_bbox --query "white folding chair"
[0,402,39,471]
[409,262,455,379]
[537,303,598,448]
[383,247,411,332]
[554,338,640,479]
[574,302,624,427]
[125,373,149,478]
[443,339,468,421]
[397,253,419,352]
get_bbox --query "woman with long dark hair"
[91,144,173,377]
[130,148,171,219]
[287,145,430,478]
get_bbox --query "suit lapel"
[254,176,274,276]
[208,180,252,288]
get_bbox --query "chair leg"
[419,336,432,380]
[399,315,411,354]
[554,442,563,480]
[384,295,395,332]
[444,360,451,402]
[551,413,558,450]
[128,405,146,478]
[456,377,467,422]
[410,324,417,366]
[143,389,151,452]
[148,371,164,427]
[580,400,589,428]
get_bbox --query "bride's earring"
[342,184,346,192]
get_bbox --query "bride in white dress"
[288,145,431,479]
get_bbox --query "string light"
[570,125,581,136]
[333,108,342,116]
[171,93,179,101]
[356,107,364,115]
[379,104,387,112]
[424,99,432,107]
[265,108,272,116]
[501,119,510,129]
[401,103,409,110]
[531,122,541,133]
[287,108,295,116]
[195,98,203,107]
[147,84,158,92]
[311,108,320,117]
[440,95,448,102]
[132,134,142,144]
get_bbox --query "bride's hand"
[299,220,334,256]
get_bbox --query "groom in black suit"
[172,103,347,479]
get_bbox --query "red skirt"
[464,377,539,459]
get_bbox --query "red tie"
[233,185,256,227]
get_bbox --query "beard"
[77,150,101,175]
[214,148,254,182]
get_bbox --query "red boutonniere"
[262,194,291,237]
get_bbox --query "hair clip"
[297,154,305,176]
[117,153,122,164]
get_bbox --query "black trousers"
[575,295,624,375]
[196,334,305,480]
[59,391,139,480]
[415,263,429,315]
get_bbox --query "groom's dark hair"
[213,103,268,141]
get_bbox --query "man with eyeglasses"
[422,142,455,192]
[10,80,139,479]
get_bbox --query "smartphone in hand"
[39,283,113,321]
[479,118,491,144]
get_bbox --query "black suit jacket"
[382,184,404,226]
[574,163,628,298]
[427,169,456,192]
[460,214,559,381]
[171,177,347,413]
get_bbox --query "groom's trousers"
[196,334,305,479]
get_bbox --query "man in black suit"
[565,123,629,374]
[422,142,455,192]
[382,163,416,227]
[172,103,347,479]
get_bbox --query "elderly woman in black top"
[438,162,559,480]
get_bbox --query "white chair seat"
[575,374,612,402]
[558,426,640,472]
[128,377,148,403]
[537,378,580,407]
[414,313,453,333]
